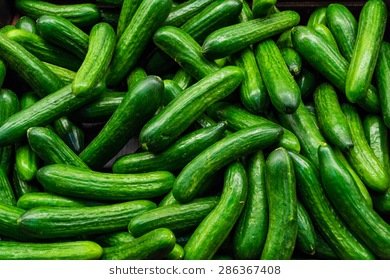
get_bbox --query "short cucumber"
[79,76,162,169]
[184,162,247,260]
[346,0,387,103]
[255,39,301,113]
[15,144,38,182]
[0,240,102,260]
[280,47,302,77]
[313,83,353,151]
[127,67,148,90]
[164,0,214,27]
[0,203,26,240]
[172,125,282,203]
[0,168,16,206]
[18,200,156,239]
[112,122,226,173]
[116,0,142,38]
[15,16,37,34]
[128,196,219,237]
[53,117,85,154]
[202,10,300,59]
[252,0,276,18]
[296,202,316,256]
[17,192,89,210]
[375,42,390,128]
[307,7,327,27]
[139,66,243,153]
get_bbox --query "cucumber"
[312,24,340,53]
[139,66,243,153]
[43,62,76,84]
[15,16,37,34]
[202,10,300,59]
[0,84,105,146]
[318,143,390,259]
[313,83,353,151]
[18,200,156,239]
[280,47,302,77]
[72,23,115,96]
[102,228,176,260]
[106,0,172,86]
[94,232,135,247]
[277,29,293,49]
[112,122,226,173]
[296,68,318,99]
[0,60,5,88]
[99,8,120,27]
[346,0,387,103]
[326,3,357,61]
[342,104,389,192]
[0,240,102,260]
[153,26,219,81]
[373,191,390,214]
[116,0,142,38]
[296,202,316,256]
[15,0,100,27]
[164,0,214,27]
[375,42,390,128]
[172,125,282,203]
[158,191,179,207]
[307,7,327,27]
[27,127,89,169]
[12,166,39,199]
[53,117,85,154]
[233,151,268,260]
[289,151,375,260]
[15,144,38,182]
[0,203,25,240]
[162,80,183,105]
[172,69,192,90]
[256,39,301,113]
[127,67,148,90]
[37,164,175,201]
[36,15,89,60]
[261,148,297,260]
[79,76,162,169]
[0,169,16,206]
[252,0,276,18]
[184,162,247,260]
[17,192,89,210]
[166,243,185,260]
[128,196,219,237]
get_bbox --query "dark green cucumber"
[172,125,282,203]
[280,47,302,77]
[375,42,390,128]
[127,67,147,90]
[172,69,192,90]
[106,0,172,86]
[312,24,340,53]
[326,3,357,61]
[0,203,25,240]
[202,10,300,59]
[27,127,89,169]
[5,28,81,71]
[94,232,135,247]
[252,0,276,18]
[277,29,293,49]
[0,84,104,146]
[116,0,142,38]
[256,39,301,113]
[53,117,85,154]
[162,79,183,105]
[314,234,339,260]
[139,66,243,153]
[153,26,219,81]
[15,0,100,27]
[79,76,162,169]
[319,143,390,259]
[373,190,390,213]
[233,151,268,260]
[261,148,297,260]
[18,200,156,239]
[307,7,327,27]
[43,62,76,84]
[296,68,318,99]
[0,169,16,206]
[184,162,247,260]
[17,192,89,210]
[0,59,5,88]
[342,104,389,192]
[164,0,214,27]
[113,122,226,173]
[102,228,176,260]
[296,202,316,256]
[288,151,375,260]
[0,32,63,97]
[36,15,89,60]
[128,196,219,237]
[346,0,387,103]
[0,240,102,260]
[37,164,174,201]
[166,243,185,260]
[313,83,353,151]
[12,166,39,199]
[158,191,179,207]
[15,16,37,34]
[14,144,38,182]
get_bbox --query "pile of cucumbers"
[0,0,389,260]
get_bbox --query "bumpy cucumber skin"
[94,232,135,247]
[0,203,26,240]
[375,42,390,128]
[17,192,87,210]
[296,68,318,99]
[0,169,16,206]
[184,162,247,260]
[43,62,76,84]
[164,0,215,27]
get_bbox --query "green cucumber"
[342,104,389,192]
[164,0,214,27]
[79,76,162,169]
[102,228,176,260]
[172,69,192,90]
[99,8,119,27]
[202,10,300,60]
[0,203,25,240]
[375,42,390,128]
[184,162,247,260]
[318,143,390,259]
[261,148,297,260]
[15,0,100,27]
[139,66,243,153]
[94,232,135,247]
[296,68,318,99]
[153,26,219,81]
[277,29,293,49]
[0,169,16,206]
[346,0,387,103]
[162,80,183,105]
[314,234,339,260]
[17,192,89,210]
[15,16,37,34]
[113,122,226,173]
[72,23,115,96]
[307,7,327,27]
[233,151,267,260]
[128,196,219,237]
[0,240,102,260]
[0,84,104,146]
[36,15,89,60]
[106,0,172,86]
[18,200,156,239]
[0,59,5,88]
[43,62,76,84]
[12,166,39,199]
[116,0,142,38]
[172,125,282,203]
[373,191,390,214]
[53,117,85,154]
[256,39,301,113]
[37,164,174,201]
[252,0,276,18]
[15,144,38,182]
[127,67,147,90]
[280,47,302,77]
[166,243,185,260]
[27,127,89,169]
[288,151,375,260]
[313,83,353,151]
[312,24,340,53]
[326,3,357,61]
[296,202,316,256]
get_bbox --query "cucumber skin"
[307,7,327,27]
[0,169,16,206]
[18,200,157,239]
[252,0,276,18]
[15,144,38,182]
[0,203,26,240]
[296,202,316,256]
[184,162,247,260]
[17,192,88,210]
[164,0,215,27]
[375,42,390,128]
[43,62,76,84]
[116,0,142,38]
[53,117,85,154]
[37,164,175,201]
[281,47,302,77]
[15,16,37,34]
